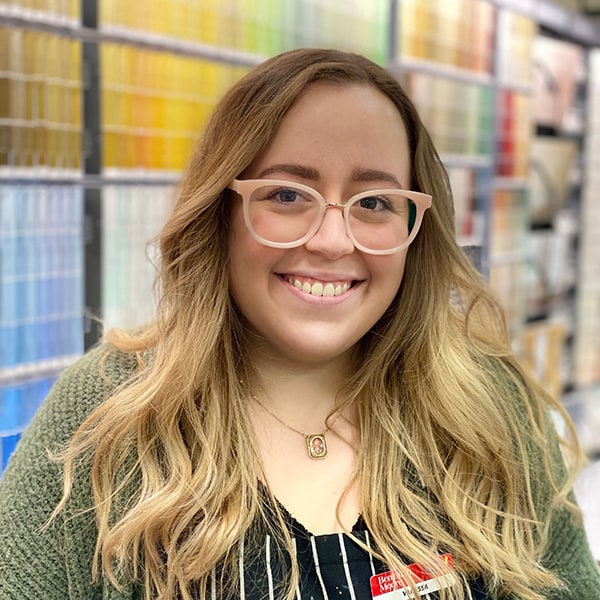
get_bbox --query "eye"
[357,195,394,211]
[269,187,303,203]
[278,189,299,203]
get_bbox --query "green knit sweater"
[0,345,598,599]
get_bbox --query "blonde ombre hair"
[54,49,583,600]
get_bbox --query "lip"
[277,270,364,283]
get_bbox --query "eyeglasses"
[228,179,432,255]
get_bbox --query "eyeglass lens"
[245,183,417,252]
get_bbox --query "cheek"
[229,203,258,267]
[229,235,257,301]
[371,254,407,295]
[369,257,407,330]
[228,218,280,305]
[228,211,254,301]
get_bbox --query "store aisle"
[565,386,600,460]
[567,385,600,561]
[575,460,600,561]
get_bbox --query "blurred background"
[0,0,599,554]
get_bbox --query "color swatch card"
[397,0,495,74]
[101,185,174,333]
[99,0,388,61]
[0,27,82,174]
[101,44,247,174]
[0,184,84,475]
[406,73,494,158]
[0,185,84,368]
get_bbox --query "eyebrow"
[257,164,320,180]
[351,168,403,188]
[256,164,405,188]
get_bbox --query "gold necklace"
[252,396,341,460]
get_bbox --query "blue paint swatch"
[0,185,84,475]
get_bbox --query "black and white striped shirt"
[198,501,491,600]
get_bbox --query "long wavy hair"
[53,48,583,600]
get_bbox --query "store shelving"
[391,0,496,275]
[494,0,599,46]
[521,28,594,394]
[574,48,600,388]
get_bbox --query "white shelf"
[0,170,179,186]
[442,154,494,170]
[493,176,530,190]
[0,355,80,386]
[493,0,600,46]
[0,167,83,182]
[0,3,78,29]
[101,168,180,185]
[389,57,494,87]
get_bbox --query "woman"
[0,48,598,600]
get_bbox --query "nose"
[303,203,355,258]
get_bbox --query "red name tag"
[370,554,455,599]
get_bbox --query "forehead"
[245,82,411,186]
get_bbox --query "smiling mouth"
[280,275,354,297]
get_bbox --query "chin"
[274,339,359,365]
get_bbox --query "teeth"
[287,277,351,297]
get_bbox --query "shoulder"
[0,345,139,598]
[61,342,141,394]
[12,344,143,457]
[479,354,538,419]
[0,344,145,598]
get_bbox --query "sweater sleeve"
[542,499,600,600]
[0,345,138,600]
[537,419,600,600]
[489,360,600,600]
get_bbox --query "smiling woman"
[228,83,415,367]
[0,48,599,600]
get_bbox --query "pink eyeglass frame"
[228,178,432,255]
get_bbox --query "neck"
[249,351,355,427]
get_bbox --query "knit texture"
[1,345,599,599]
